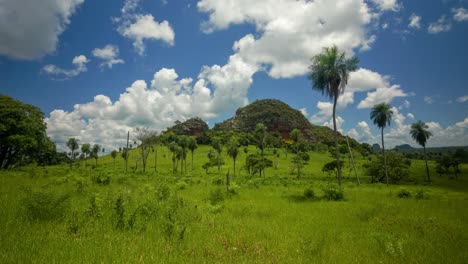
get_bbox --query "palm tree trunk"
[381,128,388,185]
[423,146,430,183]
[333,96,342,188]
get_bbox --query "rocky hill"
[213,99,349,145]
[170,117,209,137]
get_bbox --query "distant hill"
[169,117,209,137]
[393,144,414,151]
[213,99,355,145]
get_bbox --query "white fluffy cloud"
[198,0,377,78]
[428,16,452,34]
[118,14,175,55]
[357,85,407,108]
[424,95,436,104]
[310,67,405,122]
[456,95,468,103]
[0,0,84,60]
[42,55,89,78]
[452,7,468,22]
[408,13,421,29]
[92,44,125,68]
[46,60,255,150]
[116,1,175,55]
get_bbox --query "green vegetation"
[1,143,467,263]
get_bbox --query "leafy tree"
[168,141,182,174]
[245,154,272,176]
[111,150,118,170]
[410,121,433,183]
[66,138,79,168]
[211,137,223,174]
[81,143,90,166]
[202,149,225,174]
[308,46,359,188]
[290,129,309,178]
[121,147,130,169]
[365,152,411,184]
[370,102,393,185]
[177,135,190,174]
[0,95,50,169]
[226,137,240,177]
[135,127,157,173]
[187,137,198,172]
[90,144,101,166]
[254,123,268,177]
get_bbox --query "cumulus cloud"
[456,95,468,103]
[310,67,405,122]
[46,60,255,150]
[428,16,451,34]
[0,0,84,60]
[198,0,378,78]
[118,14,175,55]
[408,13,421,29]
[452,7,468,22]
[115,0,175,55]
[92,44,125,69]
[357,85,407,108]
[42,55,89,79]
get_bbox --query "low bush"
[322,185,344,201]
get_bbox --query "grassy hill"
[213,99,354,146]
[1,144,467,263]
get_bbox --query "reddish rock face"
[171,117,209,137]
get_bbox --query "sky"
[1,0,467,152]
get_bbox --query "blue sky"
[1,0,467,150]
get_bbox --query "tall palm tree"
[308,45,359,188]
[410,121,433,183]
[370,103,393,185]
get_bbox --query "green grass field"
[1,145,467,263]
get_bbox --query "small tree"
[135,127,157,173]
[226,137,240,177]
[212,138,223,174]
[66,138,79,168]
[121,147,130,171]
[254,123,267,177]
[370,102,393,185]
[90,144,101,166]
[111,150,118,170]
[188,137,198,172]
[410,121,433,183]
[81,143,90,167]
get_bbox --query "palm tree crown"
[410,121,432,147]
[308,45,359,99]
[370,103,393,129]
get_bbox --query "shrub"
[92,174,110,185]
[365,152,411,183]
[21,190,70,221]
[208,188,225,205]
[322,185,344,201]
[303,188,315,199]
[228,183,240,195]
[85,194,103,218]
[397,189,411,198]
